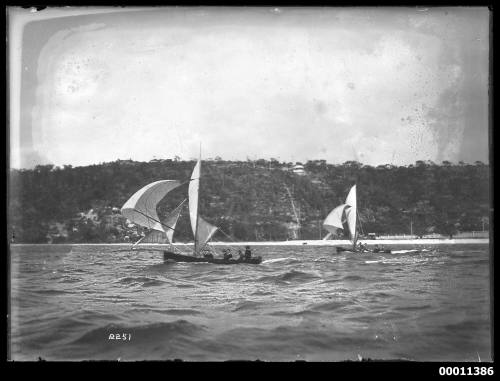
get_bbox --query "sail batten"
[121,180,182,232]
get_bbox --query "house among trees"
[291,163,306,176]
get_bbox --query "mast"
[344,184,357,250]
[194,146,201,255]
[352,184,358,250]
[353,185,358,249]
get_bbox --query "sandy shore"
[11,238,489,246]
[205,239,490,246]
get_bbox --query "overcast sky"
[9,7,490,168]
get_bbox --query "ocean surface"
[9,244,491,361]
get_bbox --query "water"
[9,244,491,361]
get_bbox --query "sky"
[9,7,490,168]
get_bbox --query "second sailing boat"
[323,185,391,254]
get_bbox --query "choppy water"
[9,244,491,361]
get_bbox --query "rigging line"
[356,208,365,236]
[132,208,176,232]
[217,227,247,249]
[218,227,236,241]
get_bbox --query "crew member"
[244,246,252,260]
[223,248,233,260]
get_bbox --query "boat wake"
[391,249,431,254]
[262,257,298,264]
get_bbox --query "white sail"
[323,203,348,235]
[345,185,357,243]
[196,217,218,249]
[188,160,200,237]
[188,158,218,254]
[164,199,186,244]
[121,180,182,232]
[132,199,186,246]
[345,206,357,242]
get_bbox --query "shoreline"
[10,238,490,246]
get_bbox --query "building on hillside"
[291,163,306,176]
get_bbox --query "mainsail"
[188,159,218,254]
[121,180,182,232]
[323,185,357,244]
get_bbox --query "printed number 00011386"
[439,367,494,376]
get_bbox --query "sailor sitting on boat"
[372,244,389,253]
[222,249,233,260]
[244,246,252,260]
[356,242,369,253]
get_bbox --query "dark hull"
[336,247,391,254]
[163,251,262,264]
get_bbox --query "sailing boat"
[121,157,262,264]
[323,184,358,251]
[322,185,391,254]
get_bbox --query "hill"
[8,159,490,243]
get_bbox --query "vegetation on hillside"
[8,159,490,243]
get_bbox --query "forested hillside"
[8,159,490,243]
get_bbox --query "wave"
[310,300,348,312]
[232,300,263,312]
[175,283,197,289]
[32,289,72,296]
[341,275,365,281]
[394,304,432,311]
[250,290,274,296]
[270,309,322,317]
[256,270,321,284]
[129,308,203,316]
[117,276,166,287]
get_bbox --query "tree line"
[8,158,490,243]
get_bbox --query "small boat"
[323,185,391,254]
[121,152,262,264]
